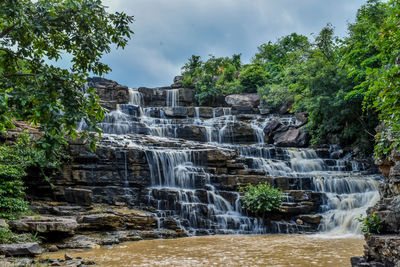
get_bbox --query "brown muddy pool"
[43,234,364,267]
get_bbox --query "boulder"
[173,76,183,83]
[171,76,183,88]
[197,107,215,118]
[56,235,99,249]
[64,188,93,206]
[263,119,283,138]
[273,128,309,147]
[299,214,323,225]
[278,101,293,115]
[225,94,260,108]
[164,107,188,117]
[88,77,129,110]
[295,112,308,126]
[9,217,78,234]
[175,125,206,142]
[77,214,121,230]
[219,122,258,144]
[0,243,42,256]
[0,220,7,227]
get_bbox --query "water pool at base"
[43,234,364,267]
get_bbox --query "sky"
[97,0,367,88]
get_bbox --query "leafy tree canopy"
[179,0,400,156]
[0,0,133,155]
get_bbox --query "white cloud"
[99,0,366,87]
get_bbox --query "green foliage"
[181,54,244,104]
[0,227,40,244]
[179,0,399,155]
[362,0,400,157]
[356,213,383,236]
[194,75,221,106]
[238,65,268,93]
[0,131,63,219]
[0,0,133,156]
[259,84,292,111]
[239,183,283,214]
[254,33,310,67]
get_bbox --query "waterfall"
[129,88,144,106]
[144,147,266,235]
[94,87,381,236]
[166,89,179,107]
[314,175,380,234]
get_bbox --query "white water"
[92,88,382,235]
[166,89,179,107]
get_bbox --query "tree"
[362,0,400,156]
[0,0,133,155]
[289,25,378,151]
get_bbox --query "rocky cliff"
[352,149,400,267]
[11,76,382,253]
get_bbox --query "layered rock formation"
[11,76,382,255]
[352,149,400,267]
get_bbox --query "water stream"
[92,88,381,235]
[44,234,364,267]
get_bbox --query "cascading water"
[144,148,265,235]
[166,89,179,107]
[93,87,382,235]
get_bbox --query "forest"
[180,0,399,157]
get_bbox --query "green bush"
[240,183,283,214]
[0,227,40,244]
[356,213,383,236]
[238,65,268,93]
[259,84,293,111]
[194,75,221,105]
[220,80,244,95]
[0,131,65,219]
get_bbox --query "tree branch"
[0,24,16,39]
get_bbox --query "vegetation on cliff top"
[181,0,400,156]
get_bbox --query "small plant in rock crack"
[356,213,383,236]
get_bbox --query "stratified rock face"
[88,77,129,111]
[64,188,93,206]
[352,149,400,267]
[138,87,195,107]
[225,93,260,108]
[9,216,78,234]
[57,137,152,206]
[0,243,43,256]
[25,77,381,238]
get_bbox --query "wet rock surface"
[88,77,129,111]
[16,77,382,256]
[9,216,78,234]
[0,243,42,257]
[352,149,400,267]
[0,254,96,267]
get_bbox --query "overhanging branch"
[3,73,37,78]
[0,24,16,38]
